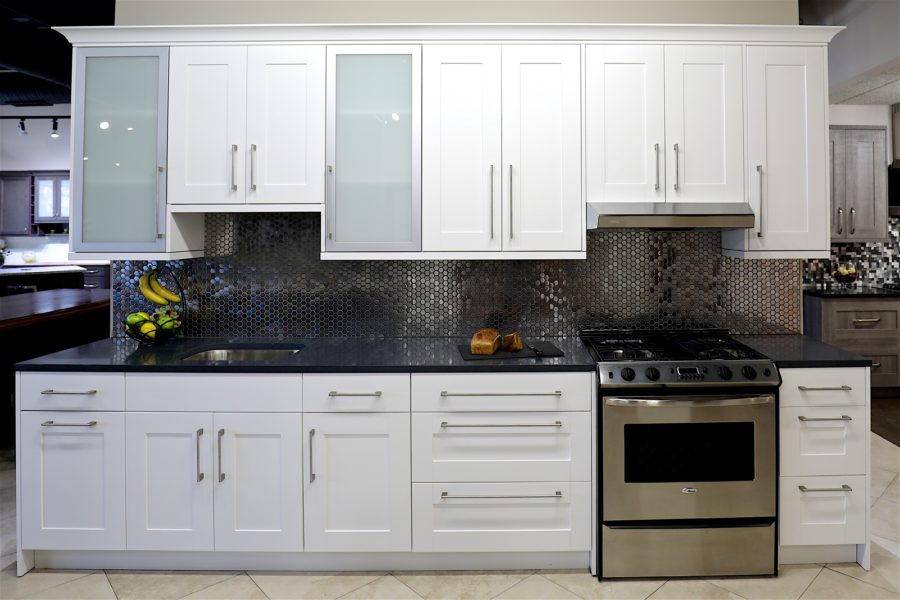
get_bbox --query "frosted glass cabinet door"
[326,46,422,252]
[71,47,167,252]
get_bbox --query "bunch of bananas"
[139,269,182,305]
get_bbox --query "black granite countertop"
[803,286,900,298]
[15,336,597,373]
[736,335,872,368]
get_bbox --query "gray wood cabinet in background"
[0,174,33,236]
[830,126,888,242]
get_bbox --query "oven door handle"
[605,395,774,408]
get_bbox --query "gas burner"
[599,349,660,361]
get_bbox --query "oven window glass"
[623,422,755,482]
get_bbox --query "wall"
[0,105,71,172]
[830,103,894,162]
[114,0,799,25]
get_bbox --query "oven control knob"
[645,367,660,381]
[717,366,733,380]
[742,365,758,380]
[621,367,636,381]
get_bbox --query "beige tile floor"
[0,436,897,600]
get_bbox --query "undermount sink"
[180,344,304,362]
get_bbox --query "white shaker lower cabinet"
[20,411,126,550]
[126,413,215,551]
[780,475,868,546]
[303,412,411,551]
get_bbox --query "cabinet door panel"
[214,413,303,552]
[247,46,326,205]
[422,45,502,251]
[746,46,827,252]
[780,475,866,546]
[780,406,866,476]
[126,413,214,551]
[304,412,411,551]
[830,128,847,240]
[502,45,582,251]
[585,45,665,204]
[665,45,744,203]
[168,46,247,205]
[20,411,125,550]
[0,175,32,235]
[845,128,888,240]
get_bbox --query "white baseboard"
[779,545,857,565]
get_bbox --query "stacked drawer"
[410,372,592,552]
[779,368,868,546]
[79,264,111,289]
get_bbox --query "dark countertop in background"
[15,336,597,373]
[737,335,871,368]
[803,286,900,298]
[0,288,110,331]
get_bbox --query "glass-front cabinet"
[325,46,421,252]
[71,47,168,253]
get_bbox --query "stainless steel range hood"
[587,202,756,230]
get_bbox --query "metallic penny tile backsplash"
[112,213,801,338]
[804,217,900,286]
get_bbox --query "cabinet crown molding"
[55,23,843,46]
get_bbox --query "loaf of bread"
[470,328,501,355]
[501,332,524,352]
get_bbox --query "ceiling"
[0,1,116,106]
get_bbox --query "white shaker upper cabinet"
[664,45,744,203]
[585,45,665,204]
[168,46,247,205]
[246,46,325,205]
[502,45,582,252]
[422,45,502,251]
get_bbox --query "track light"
[50,118,59,138]
[17,118,26,136]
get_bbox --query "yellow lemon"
[139,321,158,340]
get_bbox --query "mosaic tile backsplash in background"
[804,217,900,286]
[113,213,802,338]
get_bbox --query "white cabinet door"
[125,413,214,551]
[585,45,665,204]
[168,46,247,205]
[304,412,411,551]
[780,475,867,546]
[745,46,828,252]
[247,46,326,205]
[780,406,867,477]
[665,45,744,203]
[502,45,582,251]
[20,411,125,550]
[422,45,502,251]
[214,413,303,552]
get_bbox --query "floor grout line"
[797,567,824,600]
[487,569,537,599]
[242,570,271,600]
[102,570,120,600]
[13,569,98,600]
[823,564,899,595]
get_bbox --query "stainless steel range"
[580,329,779,579]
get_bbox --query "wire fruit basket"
[123,266,185,345]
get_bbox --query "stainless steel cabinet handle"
[85,269,101,275]
[673,144,679,191]
[508,165,514,240]
[489,164,494,240]
[441,491,562,500]
[231,145,238,191]
[84,284,99,289]
[440,421,562,428]
[156,166,165,237]
[798,385,852,391]
[196,428,205,483]
[217,428,225,482]
[654,143,660,191]
[328,391,382,397]
[756,165,764,238]
[41,420,97,427]
[853,318,881,324]
[440,390,562,397]
[850,207,856,235]
[837,207,844,235]
[41,389,97,395]
[799,484,852,493]
[326,165,334,240]
[798,415,852,422]
[250,144,257,191]
[873,362,882,368]
[309,428,316,482]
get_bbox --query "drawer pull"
[41,389,98,396]
[328,391,382,397]
[440,390,562,397]
[798,415,852,422]
[797,385,852,392]
[440,421,563,428]
[853,318,881,325]
[798,484,852,493]
[41,420,97,427]
[441,491,562,500]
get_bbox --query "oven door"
[603,394,776,521]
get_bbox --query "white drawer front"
[412,373,591,412]
[780,406,866,476]
[412,482,590,552]
[780,475,867,546]
[126,373,301,412]
[779,368,867,407]
[412,412,591,482]
[21,372,124,411]
[303,374,410,412]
